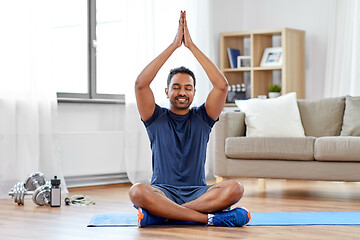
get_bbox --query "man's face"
[165,73,196,110]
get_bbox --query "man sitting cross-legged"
[129,11,251,227]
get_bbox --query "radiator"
[65,172,129,188]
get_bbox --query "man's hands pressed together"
[173,11,193,49]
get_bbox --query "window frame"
[57,0,125,103]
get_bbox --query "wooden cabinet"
[220,28,305,106]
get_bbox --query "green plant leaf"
[269,84,281,92]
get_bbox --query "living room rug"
[87,212,360,227]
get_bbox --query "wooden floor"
[1,179,360,240]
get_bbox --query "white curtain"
[124,0,213,184]
[324,0,360,97]
[0,1,67,198]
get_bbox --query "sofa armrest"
[214,112,245,177]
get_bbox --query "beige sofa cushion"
[225,137,315,160]
[314,137,360,162]
[297,97,345,137]
[341,96,360,136]
[224,159,360,182]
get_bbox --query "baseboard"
[65,173,129,188]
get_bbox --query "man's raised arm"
[135,12,184,122]
[182,11,228,121]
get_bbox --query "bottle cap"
[51,176,61,186]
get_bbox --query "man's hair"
[167,66,196,88]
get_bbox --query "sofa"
[214,95,360,182]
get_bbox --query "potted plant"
[268,84,281,98]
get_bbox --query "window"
[53,0,125,101]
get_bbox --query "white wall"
[210,0,245,67]
[211,0,331,99]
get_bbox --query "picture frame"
[260,47,283,67]
[237,56,251,68]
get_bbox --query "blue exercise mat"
[87,212,360,227]
[87,214,203,227]
[249,212,360,226]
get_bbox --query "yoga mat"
[87,212,360,227]
[249,212,360,226]
[87,214,203,227]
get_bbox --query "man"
[129,11,250,227]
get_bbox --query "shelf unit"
[220,28,305,106]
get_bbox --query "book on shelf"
[227,48,241,68]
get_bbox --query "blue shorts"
[152,184,212,205]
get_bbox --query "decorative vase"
[268,92,281,98]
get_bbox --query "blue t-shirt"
[143,103,217,187]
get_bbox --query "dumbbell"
[9,172,50,206]
[32,184,51,206]
[24,172,46,191]
[9,182,28,205]
[25,172,51,206]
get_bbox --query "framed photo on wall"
[260,47,283,67]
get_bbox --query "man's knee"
[226,180,244,202]
[129,183,148,204]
